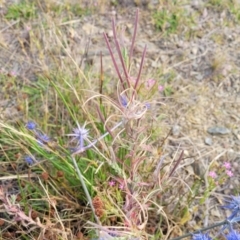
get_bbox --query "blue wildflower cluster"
[226,231,240,240]
[24,121,52,165]
[67,121,89,153]
[191,196,240,240]
[26,121,51,146]
[223,196,240,221]
[192,233,212,240]
[24,155,34,165]
[192,231,240,240]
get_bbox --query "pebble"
[82,23,99,35]
[210,209,221,218]
[191,47,198,55]
[233,130,240,140]
[235,140,240,146]
[107,30,113,38]
[207,126,231,135]
[192,162,202,176]
[191,0,204,10]
[195,74,203,81]
[151,60,161,68]
[205,137,213,145]
[160,55,169,64]
[172,125,181,136]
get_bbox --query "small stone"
[160,55,169,63]
[195,74,203,81]
[107,30,113,38]
[235,140,240,146]
[82,23,98,35]
[205,137,213,145]
[222,64,232,77]
[207,126,231,135]
[192,162,205,176]
[172,125,181,136]
[233,130,240,140]
[151,61,161,68]
[191,47,198,55]
[151,0,159,4]
[202,7,208,18]
[210,209,221,218]
[185,165,194,175]
[191,0,204,10]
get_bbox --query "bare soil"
[0,0,240,238]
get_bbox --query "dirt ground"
[0,0,240,238]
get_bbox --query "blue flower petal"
[192,233,212,240]
[26,121,36,130]
[226,230,240,240]
[24,156,34,165]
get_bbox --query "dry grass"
[0,0,240,240]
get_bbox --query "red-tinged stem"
[112,18,130,88]
[134,45,147,91]
[103,33,125,89]
[129,9,139,71]
[96,105,114,138]
[99,51,103,104]
[168,150,184,178]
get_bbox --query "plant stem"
[71,156,101,226]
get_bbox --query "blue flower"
[26,121,36,130]
[33,132,51,147]
[145,102,151,109]
[192,233,212,240]
[24,155,34,165]
[226,230,240,240]
[223,196,240,220]
[120,95,128,108]
[37,133,50,143]
[68,122,89,152]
